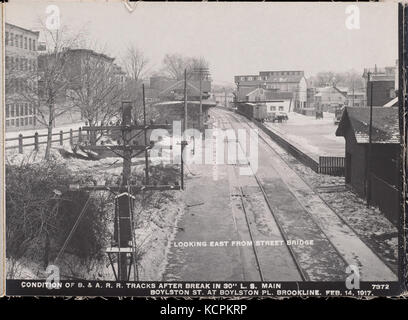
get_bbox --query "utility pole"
[74,100,182,281]
[366,72,373,207]
[117,101,132,281]
[352,79,355,108]
[142,85,149,186]
[199,73,203,130]
[184,69,187,132]
[193,66,209,131]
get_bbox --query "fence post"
[69,129,73,145]
[78,127,82,143]
[59,130,63,146]
[18,134,23,154]
[34,132,39,151]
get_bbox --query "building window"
[25,117,28,126]
[6,105,10,118]
[20,118,24,126]
[11,104,15,117]
[20,104,24,116]
[29,117,33,125]
[20,35,23,48]
[25,103,28,116]
[29,38,32,50]
[11,119,15,126]
[24,37,27,49]
[10,33,14,46]
[33,39,36,51]
[279,106,284,111]
[5,56,9,69]
[6,32,9,45]
[6,120,10,127]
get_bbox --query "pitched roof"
[158,80,200,96]
[335,107,400,144]
[265,90,293,100]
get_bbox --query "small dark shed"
[335,107,401,224]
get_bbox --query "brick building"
[363,66,397,107]
[5,23,39,131]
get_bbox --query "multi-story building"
[38,48,117,126]
[5,23,39,131]
[234,70,307,112]
[363,65,396,107]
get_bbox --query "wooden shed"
[335,107,401,224]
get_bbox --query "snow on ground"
[134,190,185,281]
[265,112,344,158]
[5,122,86,153]
[5,143,185,281]
[6,121,85,140]
[282,154,398,273]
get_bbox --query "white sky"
[5,0,398,85]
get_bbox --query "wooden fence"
[5,128,87,154]
[318,156,345,176]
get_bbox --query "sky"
[5,1,399,85]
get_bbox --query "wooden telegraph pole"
[367,72,373,206]
[184,69,188,132]
[76,99,182,281]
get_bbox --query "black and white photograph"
[1,1,406,297]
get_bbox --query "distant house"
[346,91,366,108]
[234,70,307,112]
[315,86,347,113]
[212,91,234,108]
[157,79,211,101]
[149,75,211,102]
[335,107,400,224]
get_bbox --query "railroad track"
[220,108,397,278]
[214,109,308,281]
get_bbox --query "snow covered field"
[265,112,345,159]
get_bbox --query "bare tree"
[161,54,210,80]
[309,70,364,90]
[67,51,123,145]
[122,45,149,83]
[161,53,188,80]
